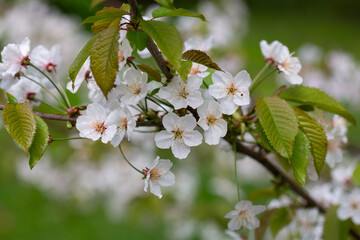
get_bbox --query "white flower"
[66,58,92,93]
[184,36,212,52]
[337,189,360,224]
[267,196,292,209]
[0,37,31,88]
[158,75,204,110]
[197,100,227,145]
[326,131,346,168]
[30,45,62,73]
[224,200,266,230]
[331,164,354,188]
[8,77,42,106]
[293,208,324,240]
[276,45,303,84]
[209,70,251,115]
[118,68,148,105]
[189,63,209,78]
[144,156,175,198]
[118,38,132,71]
[259,40,283,62]
[309,184,341,208]
[76,103,120,143]
[154,112,203,159]
[110,105,136,147]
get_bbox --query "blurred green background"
[0,0,359,239]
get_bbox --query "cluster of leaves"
[255,86,356,185]
[69,2,221,97]
[2,94,49,169]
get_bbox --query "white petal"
[182,115,197,131]
[234,70,252,88]
[101,125,117,143]
[154,131,173,149]
[220,98,238,115]
[149,180,162,198]
[183,130,203,146]
[158,171,175,187]
[171,141,190,159]
[162,112,180,131]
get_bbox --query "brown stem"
[0,104,161,127]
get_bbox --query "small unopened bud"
[66,121,73,129]
[67,107,79,116]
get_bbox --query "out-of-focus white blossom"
[8,77,42,106]
[158,75,203,110]
[260,40,283,62]
[118,38,132,71]
[154,112,202,159]
[337,189,360,224]
[144,156,175,198]
[30,45,62,73]
[209,70,251,114]
[224,200,266,230]
[331,164,355,188]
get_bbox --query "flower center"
[45,62,57,72]
[118,50,125,62]
[206,115,217,125]
[128,82,142,95]
[26,92,36,101]
[150,168,164,180]
[92,120,106,134]
[172,128,184,139]
[238,210,249,220]
[227,84,238,95]
[179,87,189,98]
[351,201,359,209]
[190,65,200,75]
[119,118,128,130]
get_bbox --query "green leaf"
[255,121,273,152]
[29,116,49,169]
[182,50,223,71]
[154,0,174,9]
[140,19,182,71]
[90,0,105,8]
[290,130,310,185]
[92,18,115,35]
[6,92,18,105]
[2,102,36,153]
[69,33,99,83]
[83,13,125,24]
[90,7,129,34]
[270,208,292,237]
[126,31,148,51]
[201,68,214,88]
[279,86,356,125]
[323,206,350,240]
[152,7,206,21]
[90,21,120,98]
[178,61,192,80]
[255,96,298,159]
[353,162,360,187]
[293,108,327,175]
[137,64,162,82]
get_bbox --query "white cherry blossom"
[8,77,42,106]
[0,37,31,88]
[209,70,251,115]
[189,63,209,78]
[276,45,303,84]
[337,189,360,224]
[331,164,354,188]
[224,200,266,230]
[154,112,203,159]
[197,100,227,145]
[118,38,132,71]
[30,45,62,73]
[158,75,203,110]
[66,58,92,93]
[118,68,148,105]
[110,105,136,147]
[76,103,120,143]
[144,156,175,198]
[259,40,283,62]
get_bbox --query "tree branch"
[128,0,173,80]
